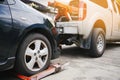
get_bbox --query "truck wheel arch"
[81,20,106,49]
[93,20,106,34]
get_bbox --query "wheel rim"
[97,33,105,53]
[24,40,49,71]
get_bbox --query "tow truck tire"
[89,28,106,58]
[15,33,52,76]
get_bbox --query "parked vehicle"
[53,0,120,57]
[0,0,60,76]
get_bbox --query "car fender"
[9,24,55,60]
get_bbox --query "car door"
[111,0,120,40]
[0,0,13,62]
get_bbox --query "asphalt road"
[0,43,120,80]
[43,43,120,80]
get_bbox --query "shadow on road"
[61,43,120,58]
[0,70,20,80]
[106,43,120,50]
[61,46,90,58]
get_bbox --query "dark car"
[0,0,60,76]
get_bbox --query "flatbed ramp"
[17,63,62,80]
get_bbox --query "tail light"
[79,1,87,21]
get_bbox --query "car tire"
[89,28,106,58]
[15,33,52,76]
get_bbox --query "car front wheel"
[15,33,52,76]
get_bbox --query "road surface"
[43,43,120,80]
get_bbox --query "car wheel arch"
[15,27,55,60]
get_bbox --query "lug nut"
[39,55,41,58]
[38,50,40,54]
[36,57,38,60]
[34,53,36,56]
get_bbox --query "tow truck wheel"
[89,28,106,58]
[15,33,51,76]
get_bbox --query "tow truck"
[48,0,120,58]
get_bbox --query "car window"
[116,2,120,14]
[111,0,117,13]
[90,0,108,8]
